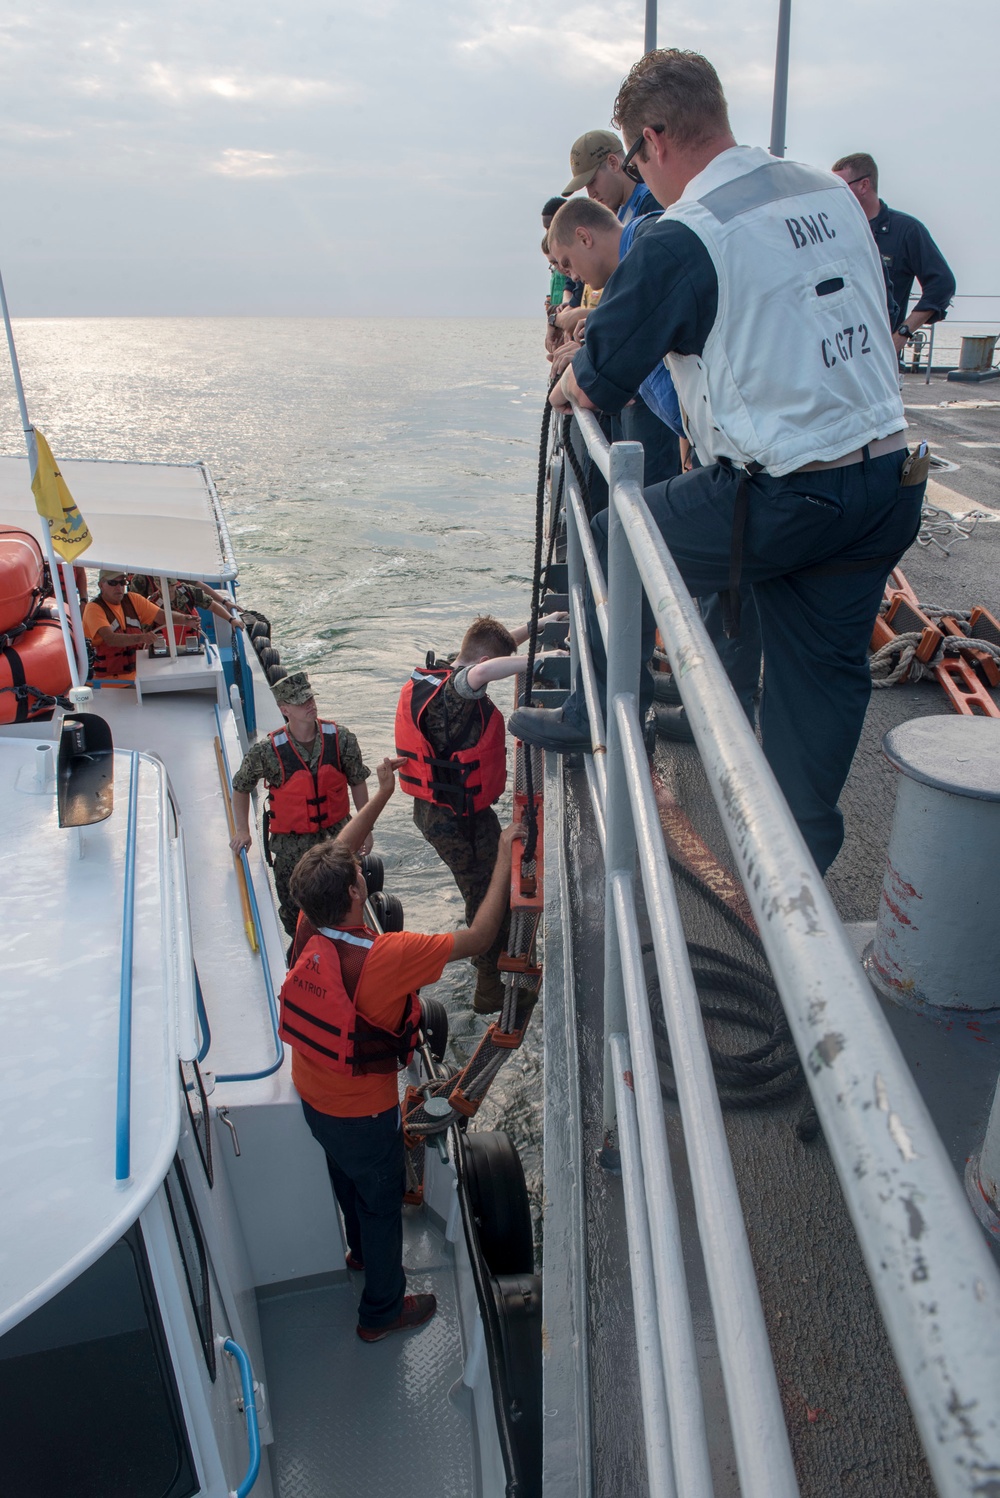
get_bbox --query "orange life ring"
[0,613,71,724]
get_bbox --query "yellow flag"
[30,427,92,563]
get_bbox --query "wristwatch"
[898,323,912,339]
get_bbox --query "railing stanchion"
[601,440,644,1156]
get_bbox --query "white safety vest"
[662,146,905,476]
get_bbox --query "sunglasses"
[846,176,869,188]
[103,576,128,586]
[621,125,664,183]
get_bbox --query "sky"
[0,0,996,318]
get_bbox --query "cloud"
[141,63,343,107]
[211,147,321,178]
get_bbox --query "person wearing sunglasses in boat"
[513,49,926,878]
[82,570,166,684]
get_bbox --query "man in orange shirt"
[82,570,165,682]
[282,756,519,1342]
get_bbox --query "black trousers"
[301,1100,406,1329]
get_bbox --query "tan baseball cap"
[563,130,623,194]
[273,670,314,706]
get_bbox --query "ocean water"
[0,316,549,1206]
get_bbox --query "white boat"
[0,453,542,1498]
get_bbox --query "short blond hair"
[613,49,730,150]
[548,197,620,248]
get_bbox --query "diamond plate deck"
[257,1212,475,1498]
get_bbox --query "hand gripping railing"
[560,400,1000,1498]
[220,1336,261,1498]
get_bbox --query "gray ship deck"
[546,374,1000,1497]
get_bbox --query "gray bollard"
[863,716,1000,1014]
[968,1081,1000,1238]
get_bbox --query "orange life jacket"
[266,721,350,835]
[90,594,149,678]
[278,926,421,1075]
[394,666,506,816]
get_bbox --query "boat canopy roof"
[0,454,237,581]
[0,741,183,1337]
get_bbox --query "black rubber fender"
[652,669,681,704]
[256,645,281,670]
[249,618,270,643]
[463,1131,534,1276]
[369,889,404,932]
[359,852,384,895]
[419,995,449,1063]
[490,1272,542,1493]
[266,664,288,686]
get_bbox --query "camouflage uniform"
[233,725,369,937]
[411,666,510,1003]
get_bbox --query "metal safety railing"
[557,403,1000,1498]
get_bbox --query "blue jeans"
[570,449,923,874]
[302,1100,406,1329]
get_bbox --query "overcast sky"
[0,0,995,317]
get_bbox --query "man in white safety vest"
[511,48,928,875]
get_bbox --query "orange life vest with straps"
[278,926,421,1075]
[90,594,150,678]
[266,721,350,835]
[394,666,506,816]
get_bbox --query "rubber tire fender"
[463,1131,534,1276]
[419,995,449,1063]
[266,664,288,686]
[490,1272,543,1493]
[359,852,384,895]
[369,889,404,933]
[256,644,281,670]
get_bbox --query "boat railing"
[220,1335,261,1498]
[558,401,1000,1498]
[211,703,284,1084]
[115,750,141,1183]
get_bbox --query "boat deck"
[547,374,1000,1496]
[257,1209,474,1498]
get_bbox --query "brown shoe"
[357,1293,437,1343]
[473,973,507,1014]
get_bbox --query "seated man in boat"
[395,615,563,1013]
[82,569,167,684]
[512,49,927,877]
[130,574,245,632]
[281,755,520,1342]
[230,670,371,938]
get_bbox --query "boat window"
[0,1227,197,1498]
[164,1156,217,1380]
[180,1057,213,1185]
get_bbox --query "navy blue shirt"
[572,219,718,413]
[618,181,662,225]
[869,200,955,330]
